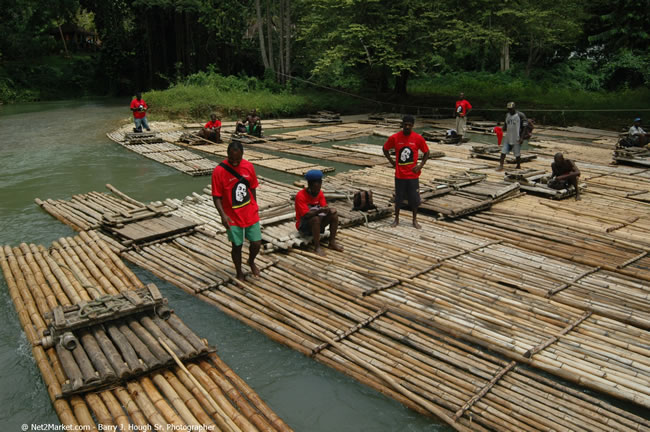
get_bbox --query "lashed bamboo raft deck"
[159,223,650,431]
[614,146,650,167]
[0,231,292,432]
[470,144,538,164]
[174,141,336,176]
[504,168,582,199]
[107,123,216,176]
[271,123,376,143]
[30,119,650,430]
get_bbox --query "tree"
[297,0,438,94]
[255,0,293,83]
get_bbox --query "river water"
[0,100,448,431]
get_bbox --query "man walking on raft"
[294,169,344,256]
[383,115,430,229]
[497,102,528,171]
[212,142,262,280]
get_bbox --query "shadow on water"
[0,101,450,431]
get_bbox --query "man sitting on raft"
[294,170,344,256]
[549,152,581,201]
[198,113,222,143]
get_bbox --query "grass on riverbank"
[145,86,370,120]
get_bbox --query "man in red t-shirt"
[455,92,472,139]
[198,113,222,143]
[212,141,262,280]
[383,115,430,229]
[294,169,343,256]
[130,92,150,133]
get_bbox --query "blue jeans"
[134,116,150,131]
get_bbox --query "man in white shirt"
[628,118,648,147]
[497,102,526,171]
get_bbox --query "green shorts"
[227,222,262,246]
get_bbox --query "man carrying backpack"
[497,102,529,171]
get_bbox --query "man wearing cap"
[628,118,648,147]
[498,102,527,171]
[383,115,430,229]
[294,170,343,256]
[212,141,262,280]
[455,92,472,140]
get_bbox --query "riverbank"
[144,71,647,130]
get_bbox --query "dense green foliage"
[1,0,648,126]
[144,71,369,120]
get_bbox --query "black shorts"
[394,178,421,208]
[298,216,326,236]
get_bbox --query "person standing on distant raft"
[455,92,472,140]
[498,102,527,171]
[294,170,343,256]
[212,141,262,280]
[383,115,430,229]
[199,113,222,142]
[130,92,150,133]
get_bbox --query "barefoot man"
[212,142,262,280]
[383,115,430,229]
[295,169,344,256]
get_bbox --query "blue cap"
[305,169,323,181]
[634,118,641,122]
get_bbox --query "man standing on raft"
[212,142,262,280]
[383,115,430,229]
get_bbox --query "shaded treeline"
[0,0,648,101]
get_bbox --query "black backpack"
[352,190,376,211]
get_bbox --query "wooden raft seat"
[38,284,213,397]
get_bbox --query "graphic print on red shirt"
[211,159,260,228]
[383,131,429,179]
[455,99,472,117]
[130,98,148,119]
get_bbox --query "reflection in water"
[0,101,448,432]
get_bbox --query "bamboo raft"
[133,222,650,431]
[614,146,650,167]
[504,168,584,199]
[107,125,216,176]
[30,119,650,430]
[470,145,538,164]
[272,123,376,143]
[0,231,292,432]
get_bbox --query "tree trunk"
[525,42,539,77]
[285,0,291,81]
[265,0,275,78]
[500,40,510,72]
[279,0,285,84]
[145,15,153,89]
[58,25,70,58]
[255,0,270,69]
[394,70,409,95]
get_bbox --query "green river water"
[0,100,448,431]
